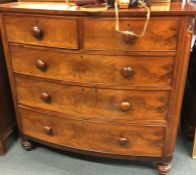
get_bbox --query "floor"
[0,136,195,175]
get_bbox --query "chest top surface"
[0,2,195,16]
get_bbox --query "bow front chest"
[0,1,195,174]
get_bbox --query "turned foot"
[21,139,34,151]
[157,162,171,175]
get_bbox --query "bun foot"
[21,139,34,151]
[157,162,171,175]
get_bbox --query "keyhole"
[92,87,97,104]
[92,87,97,94]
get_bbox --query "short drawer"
[4,15,78,49]
[10,45,174,87]
[19,108,165,156]
[16,77,170,122]
[83,18,180,51]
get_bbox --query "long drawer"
[4,15,78,49]
[83,18,180,51]
[16,76,169,122]
[19,107,165,156]
[10,45,174,87]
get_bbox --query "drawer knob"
[44,126,53,136]
[119,137,128,146]
[36,60,47,71]
[121,66,133,78]
[41,92,51,103]
[31,26,43,40]
[120,101,131,112]
[122,32,137,43]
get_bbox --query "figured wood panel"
[19,107,164,156]
[16,76,170,122]
[10,45,174,87]
[4,15,78,49]
[83,18,180,51]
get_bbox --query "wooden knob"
[36,60,47,71]
[44,126,53,136]
[120,101,131,112]
[41,92,51,103]
[119,137,128,146]
[122,32,136,43]
[31,26,43,40]
[121,66,133,78]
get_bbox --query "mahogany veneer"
[83,18,179,51]
[0,1,196,174]
[5,15,78,49]
[16,76,170,121]
[19,107,165,157]
[10,45,174,87]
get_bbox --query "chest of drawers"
[0,1,196,174]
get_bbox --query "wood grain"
[16,76,170,122]
[4,14,78,49]
[10,45,174,87]
[19,107,165,156]
[83,18,180,51]
[164,16,194,156]
[0,2,195,171]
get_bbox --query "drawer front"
[11,45,174,87]
[16,77,169,122]
[20,108,164,156]
[83,18,180,51]
[4,15,78,49]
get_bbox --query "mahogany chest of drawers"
[0,1,196,174]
